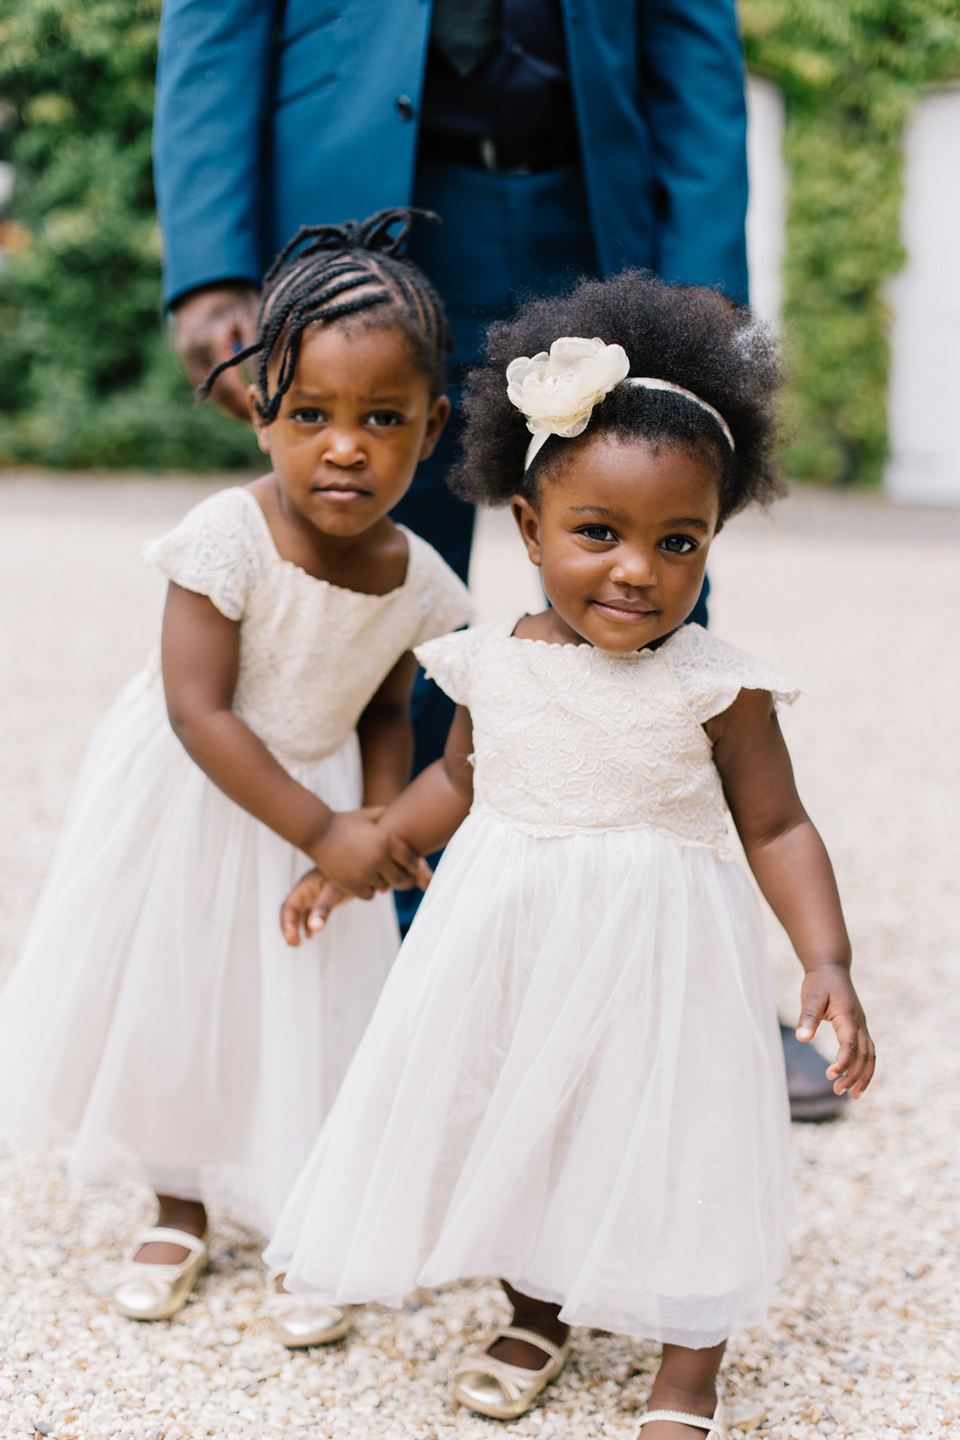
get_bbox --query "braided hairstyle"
[452,270,785,525]
[199,208,453,421]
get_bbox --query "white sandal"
[452,1325,571,1419]
[636,1400,726,1438]
[113,1226,208,1320]
[265,1270,351,1348]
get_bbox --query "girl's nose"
[324,429,366,466]
[610,549,656,587]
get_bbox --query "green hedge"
[741,0,960,485]
[0,0,258,469]
[0,0,958,476]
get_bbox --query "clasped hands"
[282,808,429,945]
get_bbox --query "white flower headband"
[505,336,735,470]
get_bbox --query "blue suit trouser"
[392,158,707,925]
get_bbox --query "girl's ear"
[248,386,271,452]
[419,395,451,461]
[511,494,542,567]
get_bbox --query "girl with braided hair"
[271,272,875,1437]
[0,210,471,1334]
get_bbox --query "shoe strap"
[455,1350,551,1402]
[265,1291,345,1320]
[496,1324,569,1367]
[134,1226,208,1259]
[456,1326,569,1403]
[637,1403,724,1436]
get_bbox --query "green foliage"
[741,0,960,485]
[0,0,258,469]
[1,1,958,476]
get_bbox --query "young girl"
[0,210,472,1337]
[267,272,875,1438]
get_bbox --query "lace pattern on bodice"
[144,487,474,764]
[416,620,799,858]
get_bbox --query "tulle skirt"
[266,811,793,1347]
[0,671,398,1235]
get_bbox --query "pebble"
[1,479,959,1438]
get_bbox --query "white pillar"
[886,87,960,506]
[745,75,787,328]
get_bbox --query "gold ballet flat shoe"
[265,1271,351,1348]
[636,1400,726,1438]
[452,1325,571,1420]
[113,1225,208,1321]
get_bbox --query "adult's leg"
[395,161,599,929]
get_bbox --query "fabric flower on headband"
[506,337,630,469]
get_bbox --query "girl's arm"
[280,705,475,944]
[708,688,875,1098]
[161,583,424,897]
[356,652,418,807]
[377,703,475,854]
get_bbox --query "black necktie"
[431,0,500,77]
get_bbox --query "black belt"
[418,128,580,174]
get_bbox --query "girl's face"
[511,434,721,652]
[251,323,448,539]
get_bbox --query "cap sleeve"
[666,624,801,724]
[414,624,492,707]
[404,531,475,646]
[142,488,266,622]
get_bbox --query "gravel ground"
[1,473,958,1440]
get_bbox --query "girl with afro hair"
[271,271,874,1440]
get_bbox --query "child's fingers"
[371,857,410,890]
[280,897,307,947]
[385,835,428,883]
[795,991,828,1043]
[846,1029,877,1097]
[851,1047,876,1096]
[414,855,433,890]
[826,1016,874,1094]
[306,884,348,934]
[279,869,328,946]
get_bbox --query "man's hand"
[172,283,260,422]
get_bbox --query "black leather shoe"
[780,1023,848,1122]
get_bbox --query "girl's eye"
[290,407,325,424]
[578,524,617,543]
[367,410,405,427]
[660,534,698,555]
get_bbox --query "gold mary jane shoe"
[636,1400,726,1438]
[265,1272,351,1348]
[113,1226,208,1321]
[452,1325,571,1420]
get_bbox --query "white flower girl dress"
[0,486,472,1234]
[267,618,798,1346]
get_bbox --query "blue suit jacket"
[154,0,749,307]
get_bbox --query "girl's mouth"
[315,484,371,502]
[592,600,658,621]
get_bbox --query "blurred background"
[0,0,958,498]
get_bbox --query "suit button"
[396,95,414,120]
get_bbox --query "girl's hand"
[310,808,427,897]
[383,829,433,890]
[280,869,349,946]
[796,964,876,1099]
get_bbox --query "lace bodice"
[144,487,473,764]
[416,620,799,858]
